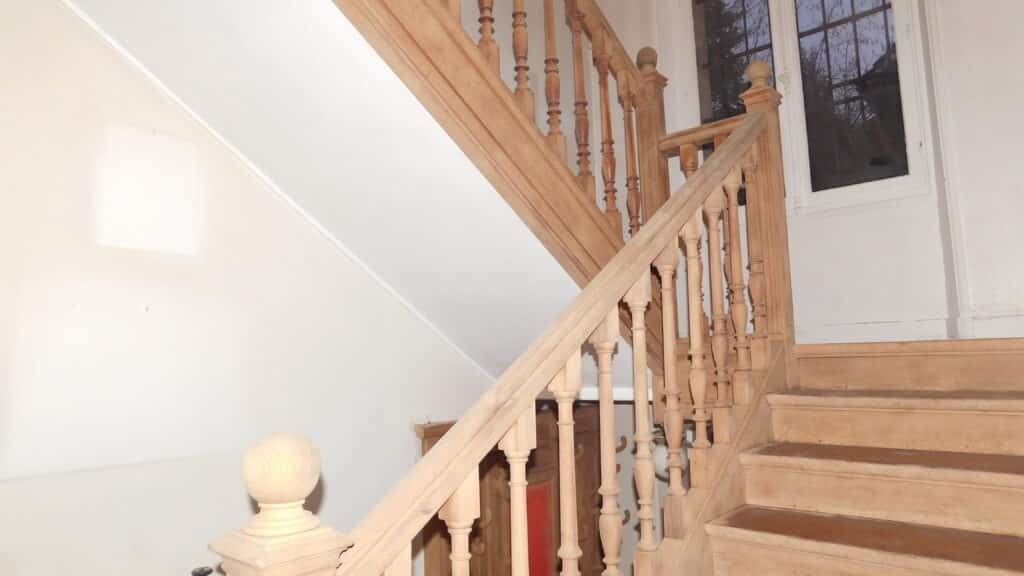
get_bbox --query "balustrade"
[205,8,791,569]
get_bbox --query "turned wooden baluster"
[439,469,481,576]
[654,243,686,535]
[679,149,711,488]
[512,0,536,120]
[742,145,769,369]
[588,309,622,576]
[714,135,737,349]
[704,184,733,444]
[625,272,657,574]
[725,165,753,404]
[477,0,500,74]
[548,354,583,576]
[543,0,567,161]
[500,408,537,576]
[383,544,412,576]
[594,29,622,236]
[566,1,595,200]
[680,143,714,388]
[619,70,642,236]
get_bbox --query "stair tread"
[748,442,1024,476]
[776,389,1024,399]
[713,506,1024,572]
[767,389,1024,410]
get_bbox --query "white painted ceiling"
[68,0,591,380]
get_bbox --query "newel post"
[635,47,670,222]
[210,433,352,576]
[739,61,796,367]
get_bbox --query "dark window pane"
[857,12,889,74]
[797,2,907,191]
[824,0,852,22]
[854,0,882,13]
[833,84,858,102]
[800,31,828,77]
[827,22,858,82]
[796,0,824,32]
[747,0,772,48]
[694,0,776,123]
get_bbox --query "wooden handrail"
[572,0,643,87]
[659,114,747,156]
[335,110,770,575]
[333,0,679,379]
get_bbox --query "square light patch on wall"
[94,125,202,255]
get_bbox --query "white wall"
[0,1,492,572]
[925,0,1024,338]
[70,0,582,381]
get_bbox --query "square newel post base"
[663,493,687,538]
[211,526,353,576]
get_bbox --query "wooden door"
[419,402,601,575]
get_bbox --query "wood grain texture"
[547,356,583,576]
[636,48,670,224]
[725,167,752,403]
[500,408,537,576]
[324,85,767,572]
[710,506,1024,575]
[659,115,745,156]
[542,0,566,162]
[589,309,623,576]
[794,338,1024,391]
[625,272,658,574]
[332,0,677,378]
[743,443,1024,538]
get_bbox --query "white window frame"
[768,0,936,214]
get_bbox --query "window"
[692,0,929,205]
[694,0,776,123]
[795,0,907,191]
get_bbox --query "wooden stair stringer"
[655,344,786,574]
[327,0,669,373]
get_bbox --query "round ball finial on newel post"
[745,59,772,89]
[242,433,321,537]
[210,433,352,576]
[741,59,781,111]
[636,46,658,73]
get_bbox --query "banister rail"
[572,0,642,87]
[204,1,795,571]
[334,109,769,575]
[659,114,747,157]
[206,59,795,576]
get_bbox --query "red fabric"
[527,482,554,576]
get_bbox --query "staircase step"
[741,443,1024,537]
[767,390,1024,455]
[707,506,1024,575]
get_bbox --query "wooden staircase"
[195,1,1024,575]
[706,386,1024,575]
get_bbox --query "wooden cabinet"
[419,402,603,575]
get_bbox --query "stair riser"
[771,407,1024,455]
[744,463,1024,538]
[710,536,1015,576]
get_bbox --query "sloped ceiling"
[68,0,587,379]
